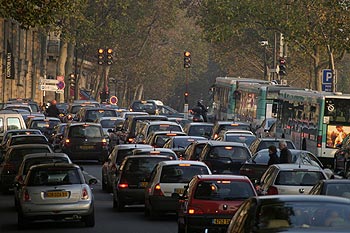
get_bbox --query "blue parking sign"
[322,69,332,84]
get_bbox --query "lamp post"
[259,40,269,81]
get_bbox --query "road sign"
[109,96,118,105]
[322,84,332,92]
[56,75,64,82]
[56,89,64,94]
[57,81,65,90]
[40,78,59,84]
[322,69,332,84]
[40,84,59,91]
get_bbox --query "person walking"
[197,100,208,122]
[267,145,279,165]
[279,140,292,163]
[46,99,60,118]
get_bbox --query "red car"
[177,174,257,233]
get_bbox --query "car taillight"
[81,187,89,200]
[64,138,70,146]
[102,138,107,147]
[152,184,164,196]
[213,134,218,139]
[267,186,278,195]
[187,206,204,215]
[118,183,129,189]
[128,138,134,143]
[23,189,31,202]
[67,115,73,120]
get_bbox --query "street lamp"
[259,41,269,80]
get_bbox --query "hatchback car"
[17,163,97,228]
[183,122,214,139]
[145,131,187,148]
[145,160,211,218]
[256,164,328,195]
[13,152,72,209]
[182,139,210,161]
[4,134,50,152]
[163,136,207,158]
[132,147,178,160]
[239,149,332,182]
[60,122,108,163]
[0,144,53,192]
[129,100,158,115]
[216,130,257,147]
[198,141,252,175]
[112,155,173,211]
[27,117,61,138]
[226,195,350,232]
[309,179,350,198]
[101,144,153,192]
[177,174,257,233]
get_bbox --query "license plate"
[80,145,94,150]
[174,188,184,194]
[139,182,148,188]
[212,219,230,225]
[46,191,68,198]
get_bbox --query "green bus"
[212,77,270,121]
[234,82,302,126]
[275,89,350,166]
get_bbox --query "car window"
[160,164,209,183]
[23,157,70,175]
[9,148,51,162]
[194,180,255,200]
[11,137,47,145]
[115,150,134,165]
[225,134,256,146]
[148,125,182,134]
[208,146,250,160]
[100,120,117,128]
[275,171,325,186]
[69,125,102,138]
[7,117,22,130]
[28,168,82,186]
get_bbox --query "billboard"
[326,125,350,148]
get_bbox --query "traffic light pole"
[184,69,189,120]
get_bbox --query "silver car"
[17,163,96,229]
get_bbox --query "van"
[0,110,27,141]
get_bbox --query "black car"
[309,179,350,197]
[198,141,252,175]
[211,121,253,140]
[249,137,296,155]
[182,139,210,161]
[240,149,330,182]
[75,107,118,122]
[227,195,350,232]
[183,122,214,139]
[112,155,173,211]
[27,117,61,138]
[129,100,158,115]
[60,122,109,163]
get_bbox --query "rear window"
[160,164,210,183]
[23,157,70,175]
[69,125,102,138]
[115,149,135,165]
[85,109,117,122]
[100,119,118,128]
[194,180,255,200]
[208,146,250,161]
[275,171,326,186]
[258,140,295,151]
[31,120,60,129]
[9,148,51,162]
[11,136,47,146]
[172,138,198,149]
[188,125,213,137]
[7,117,22,130]
[148,125,182,134]
[132,102,156,111]
[225,134,256,146]
[219,124,251,132]
[27,167,82,186]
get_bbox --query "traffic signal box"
[279,58,286,76]
[184,51,191,68]
[97,48,113,65]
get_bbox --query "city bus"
[274,89,350,167]
[234,82,302,126]
[212,77,270,121]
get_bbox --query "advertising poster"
[326,125,350,148]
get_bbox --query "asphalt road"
[0,162,177,233]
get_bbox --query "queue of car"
[1,98,350,232]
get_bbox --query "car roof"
[29,162,80,170]
[124,155,173,160]
[133,148,176,153]
[129,115,168,120]
[206,140,248,147]
[253,194,350,204]
[157,160,208,166]
[185,122,214,126]
[150,131,187,135]
[68,122,102,127]
[224,129,254,134]
[98,117,124,121]
[319,179,350,184]
[4,129,41,133]
[114,144,153,150]
[10,134,46,138]
[28,117,61,121]
[196,174,252,181]
[8,144,52,149]
[215,121,251,125]
[255,137,293,142]
[23,153,70,160]
[271,163,324,171]
[146,120,181,125]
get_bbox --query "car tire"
[113,194,124,211]
[178,221,185,233]
[102,176,107,191]
[83,211,95,227]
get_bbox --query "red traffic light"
[184,92,189,97]
[184,51,191,57]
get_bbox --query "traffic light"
[279,58,286,76]
[184,51,191,68]
[69,73,76,87]
[97,48,105,65]
[184,91,189,103]
[106,48,113,65]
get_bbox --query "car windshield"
[160,164,209,183]
[69,125,102,138]
[31,120,60,129]
[194,180,255,200]
[85,110,117,122]
[275,171,325,186]
[27,167,82,186]
[209,146,250,161]
[132,102,156,111]
[100,119,117,128]
[172,138,199,149]
[188,125,213,137]
[257,202,350,229]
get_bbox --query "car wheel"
[178,220,185,233]
[113,194,124,211]
[83,211,95,227]
[101,175,107,191]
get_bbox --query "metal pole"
[184,69,189,119]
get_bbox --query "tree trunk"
[57,41,68,102]
[65,42,74,102]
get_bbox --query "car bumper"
[118,188,145,205]
[20,201,94,219]
[185,214,233,231]
[149,195,179,212]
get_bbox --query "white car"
[17,163,96,229]
[257,164,328,195]
[144,160,212,218]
